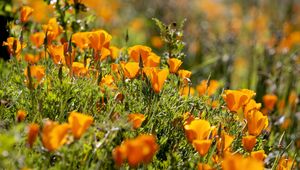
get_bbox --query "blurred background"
[1,0,300,95]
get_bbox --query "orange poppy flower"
[151,36,163,48]
[128,45,152,62]
[42,18,63,43]
[128,113,146,129]
[223,89,256,112]
[48,44,65,65]
[178,69,192,79]
[244,99,261,116]
[16,110,26,122]
[2,37,26,57]
[277,157,294,170]
[146,68,169,93]
[88,30,112,61]
[27,123,39,148]
[168,58,182,73]
[180,86,195,96]
[193,139,212,156]
[251,150,267,161]
[42,120,70,152]
[68,111,93,139]
[109,46,120,60]
[112,134,158,167]
[198,163,214,170]
[245,110,268,136]
[24,65,45,88]
[24,54,40,64]
[183,112,195,125]
[242,135,256,152]
[217,133,234,152]
[72,62,88,77]
[30,32,45,48]
[144,52,161,67]
[121,62,140,79]
[72,32,91,50]
[222,154,264,170]
[197,80,219,96]
[20,6,34,23]
[263,94,278,111]
[184,119,212,142]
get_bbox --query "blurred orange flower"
[197,80,219,96]
[151,36,163,49]
[128,113,146,129]
[112,134,158,167]
[24,54,40,64]
[198,163,214,170]
[24,65,45,88]
[242,135,256,152]
[16,109,26,122]
[180,86,195,97]
[263,94,278,111]
[42,120,70,152]
[68,111,93,139]
[277,157,294,170]
[222,153,264,170]
[27,123,39,148]
[251,150,266,161]
[20,6,34,23]
[168,58,182,73]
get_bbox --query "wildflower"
[277,157,294,170]
[244,99,261,116]
[288,91,298,110]
[68,111,93,139]
[3,37,26,58]
[178,69,192,80]
[151,36,163,48]
[29,32,45,48]
[217,133,234,152]
[48,44,65,65]
[168,58,182,73]
[128,45,152,62]
[24,54,40,64]
[109,46,120,60]
[144,52,160,67]
[112,134,158,167]
[128,113,146,129]
[100,75,117,90]
[183,112,195,125]
[88,30,112,61]
[242,135,256,152]
[146,68,169,93]
[72,32,91,50]
[20,6,34,23]
[180,86,195,96]
[251,150,267,161]
[222,153,264,170]
[42,18,63,43]
[197,80,219,96]
[121,62,140,79]
[193,139,212,156]
[72,62,88,77]
[245,110,268,136]
[42,120,70,152]
[197,163,214,170]
[263,94,278,111]
[24,65,45,88]
[223,89,256,112]
[184,119,212,142]
[17,110,26,122]
[27,123,39,148]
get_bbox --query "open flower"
[184,119,212,142]
[242,135,256,152]
[88,30,112,61]
[244,99,261,116]
[193,139,212,156]
[42,18,63,43]
[72,32,91,50]
[168,58,182,73]
[24,54,40,64]
[30,32,45,48]
[217,133,234,152]
[121,62,140,79]
[24,65,45,88]
[42,120,70,152]
[100,74,117,90]
[20,6,34,23]
[3,37,26,58]
[68,111,93,139]
[277,157,294,170]
[112,134,158,167]
[128,113,146,129]
[245,110,268,136]
[27,123,39,148]
[146,68,169,93]
[72,62,88,77]
[251,150,267,161]
[223,89,256,112]
[128,45,152,62]
[48,44,65,65]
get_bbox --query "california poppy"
[24,54,40,64]
[42,120,70,152]
[100,74,117,90]
[109,46,120,60]
[245,110,268,136]
[197,163,214,170]
[277,157,294,170]
[27,123,39,148]
[121,62,140,79]
[128,113,146,129]
[48,44,65,65]
[180,86,195,96]
[20,6,34,23]
[184,119,212,142]
[217,133,234,152]
[72,62,88,77]
[42,18,63,43]
[3,37,26,58]
[88,30,112,61]
[222,153,264,170]
[251,150,267,161]
[30,32,45,48]
[197,80,219,96]
[128,45,152,62]
[193,139,212,156]
[242,135,256,152]
[16,110,26,122]
[24,65,45,88]
[168,58,182,73]
[262,94,278,111]
[72,32,91,50]
[68,111,93,139]
[244,99,261,116]
[144,52,161,67]
[146,68,169,93]
[223,89,256,112]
